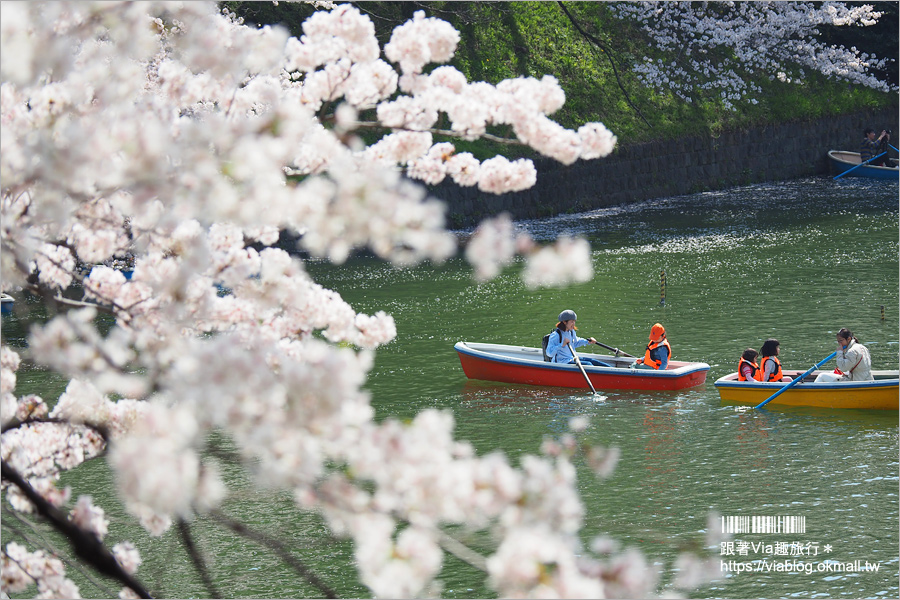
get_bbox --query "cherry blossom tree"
[607,0,895,110]
[0,2,724,598]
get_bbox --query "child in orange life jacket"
[634,323,670,369]
[738,348,762,381]
[759,338,790,382]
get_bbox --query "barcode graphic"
[721,515,806,534]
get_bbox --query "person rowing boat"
[544,310,608,366]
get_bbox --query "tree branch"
[1,416,110,441]
[352,121,523,146]
[434,528,488,572]
[210,510,339,599]
[0,460,153,599]
[556,1,652,128]
[177,519,221,599]
[2,513,118,598]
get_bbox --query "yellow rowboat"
[714,370,899,410]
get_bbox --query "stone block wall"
[432,107,898,227]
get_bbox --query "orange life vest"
[738,358,762,381]
[760,356,783,382]
[642,338,671,370]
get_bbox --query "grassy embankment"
[439,2,897,161]
[227,1,897,161]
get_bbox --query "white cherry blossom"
[609,1,894,107]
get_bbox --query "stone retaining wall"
[431,107,899,227]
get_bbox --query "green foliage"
[223,0,898,154]
[222,1,317,32]
[441,2,896,146]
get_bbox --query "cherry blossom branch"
[177,518,221,599]
[0,460,153,599]
[2,235,124,316]
[209,510,339,599]
[607,1,893,108]
[203,434,246,466]
[0,551,41,589]
[352,120,522,146]
[19,282,121,316]
[556,1,652,128]
[1,511,118,598]
[1,416,110,442]
[434,528,488,572]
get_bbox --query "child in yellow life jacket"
[738,348,762,381]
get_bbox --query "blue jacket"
[646,343,670,369]
[546,329,591,363]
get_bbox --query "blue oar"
[834,152,886,179]
[754,351,837,410]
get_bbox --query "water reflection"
[640,404,681,494]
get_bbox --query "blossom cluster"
[1,542,80,599]
[2,348,146,597]
[609,1,894,109]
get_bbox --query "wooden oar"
[594,341,635,358]
[753,351,837,410]
[571,352,597,394]
[833,152,887,179]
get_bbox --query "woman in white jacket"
[834,328,873,381]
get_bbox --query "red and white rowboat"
[454,341,710,391]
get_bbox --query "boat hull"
[0,294,13,314]
[455,342,709,391]
[715,370,899,410]
[828,150,899,180]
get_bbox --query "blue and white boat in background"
[1,293,14,314]
[828,150,899,180]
